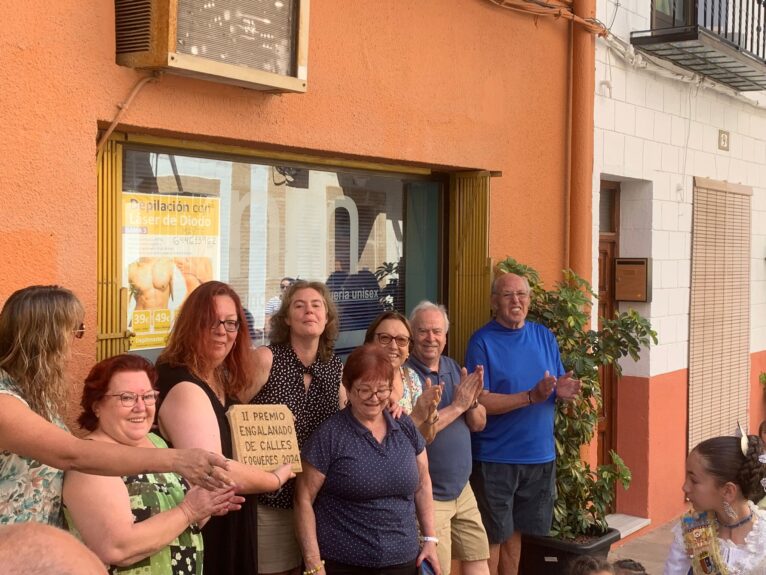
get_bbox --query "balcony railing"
[631,0,766,91]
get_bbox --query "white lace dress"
[664,503,766,575]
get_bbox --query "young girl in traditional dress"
[664,433,766,575]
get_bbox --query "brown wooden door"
[597,181,620,471]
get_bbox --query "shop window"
[117,147,441,357]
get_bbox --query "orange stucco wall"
[0,1,582,418]
[615,370,688,533]
[750,350,766,432]
[615,351,766,544]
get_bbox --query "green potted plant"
[495,258,657,574]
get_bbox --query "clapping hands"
[530,370,580,403]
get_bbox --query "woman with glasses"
[0,285,228,527]
[247,279,344,575]
[155,281,294,575]
[63,354,243,574]
[364,312,442,443]
[295,344,441,575]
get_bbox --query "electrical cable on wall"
[95,72,163,158]
[600,33,765,109]
[486,0,609,36]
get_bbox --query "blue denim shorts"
[469,460,556,544]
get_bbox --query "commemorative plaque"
[226,404,302,473]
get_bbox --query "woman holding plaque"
[155,281,294,575]
[63,354,243,574]
[0,285,229,528]
[294,344,441,575]
[663,433,766,575]
[246,280,344,575]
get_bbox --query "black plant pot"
[520,528,621,575]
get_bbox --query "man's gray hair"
[409,300,450,333]
[491,273,531,295]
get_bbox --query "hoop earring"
[723,500,738,520]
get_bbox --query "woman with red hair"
[155,281,294,575]
[0,285,228,528]
[294,344,441,575]
[64,354,241,574]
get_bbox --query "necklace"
[717,510,754,529]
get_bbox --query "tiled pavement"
[608,519,676,574]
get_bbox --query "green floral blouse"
[66,433,204,575]
[0,370,66,526]
[397,366,424,415]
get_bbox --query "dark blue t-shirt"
[406,354,473,501]
[301,407,425,567]
[465,320,564,464]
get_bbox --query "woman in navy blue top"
[295,344,441,575]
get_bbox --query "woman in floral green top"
[64,355,242,574]
[0,286,230,527]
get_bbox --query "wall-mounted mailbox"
[615,258,651,302]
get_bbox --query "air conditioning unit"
[115,0,308,92]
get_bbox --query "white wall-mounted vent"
[115,0,309,92]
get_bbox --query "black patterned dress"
[250,343,343,509]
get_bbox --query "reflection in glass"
[122,149,441,355]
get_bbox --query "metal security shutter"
[447,172,492,364]
[96,140,132,360]
[688,177,752,450]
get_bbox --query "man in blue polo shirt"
[407,301,490,575]
[466,273,580,575]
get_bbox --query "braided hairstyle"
[568,555,614,575]
[693,434,766,502]
[613,559,647,574]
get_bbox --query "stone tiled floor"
[608,519,676,574]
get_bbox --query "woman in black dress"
[155,281,294,575]
[246,280,344,575]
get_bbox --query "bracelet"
[527,390,533,405]
[271,470,283,491]
[420,535,439,545]
[303,560,325,575]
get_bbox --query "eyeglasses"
[104,391,160,407]
[211,319,241,332]
[73,323,85,339]
[280,284,290,290]
[354,387,393,401]
[500,291,530,300]
[374,333,410,348]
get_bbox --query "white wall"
[593,0,766,377]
